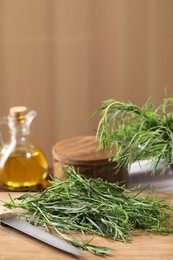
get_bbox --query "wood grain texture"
[52,136,111,164]
[52,135,128,184]
[1,192,173,260]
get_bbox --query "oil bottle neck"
[10,125,30,136]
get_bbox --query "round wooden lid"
[52,135,112,165]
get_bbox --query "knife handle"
[0,205,17,220]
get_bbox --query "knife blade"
[0,206,84,257]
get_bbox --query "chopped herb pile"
[3,167,173,256]
[95,96,173,174]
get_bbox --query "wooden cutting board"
[1,192,173,260]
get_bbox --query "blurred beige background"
[0,0,173,166]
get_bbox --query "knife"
[0,206,84,257]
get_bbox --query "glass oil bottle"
[0,106,48,191]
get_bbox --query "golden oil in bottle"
[0,148,48,190]
[0,106,49,191]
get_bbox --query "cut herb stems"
[3,167,173,256]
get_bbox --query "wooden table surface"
[1,191,173,260]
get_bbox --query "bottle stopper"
[9,106,28,117]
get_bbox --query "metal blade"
[1,218,84,257]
